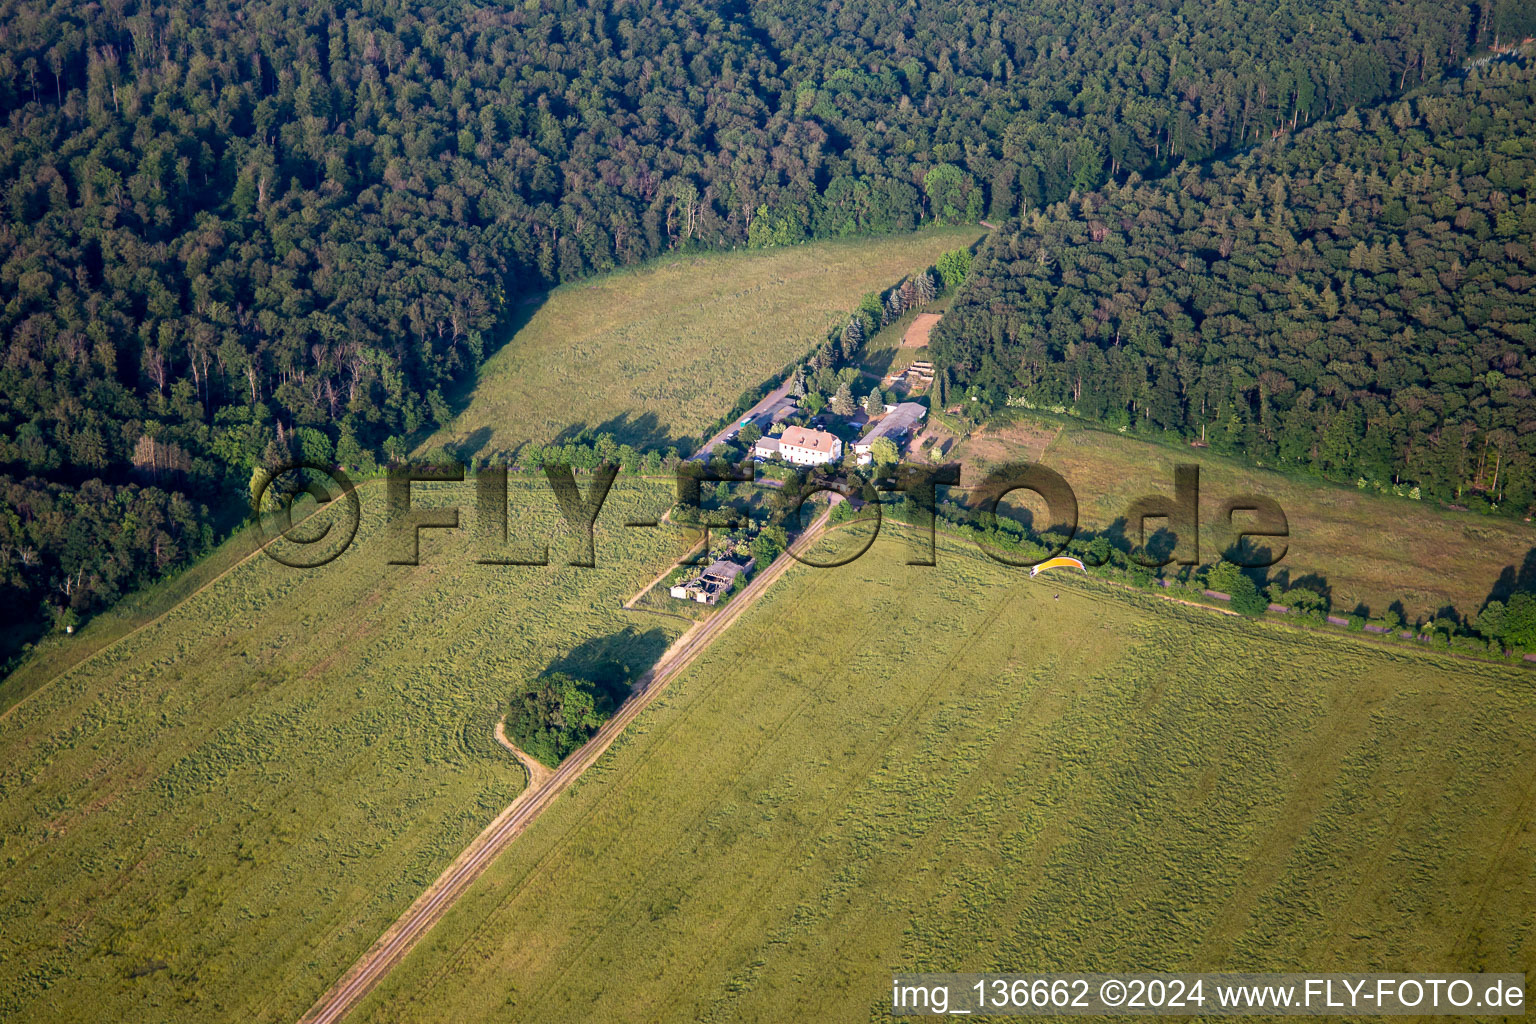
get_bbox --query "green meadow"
[0,477,690,1024]
[354,526,1536,1023]
[425,228,982,458]
[950,412,1536,622]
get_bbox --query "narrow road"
[297,505,834,1024]
[692,379,794,461]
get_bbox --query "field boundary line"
[295,506,833,1024]
[0,495,350,725]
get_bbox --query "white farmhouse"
[776,426,843,466]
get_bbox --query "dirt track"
[296,505,833,1024]
[493,721,554,789]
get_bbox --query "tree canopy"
[936,57,1536,512]
[0,0,1522,639]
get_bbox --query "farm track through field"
[492,722,553,790]
[387,513,891,1015]
[296,506,834,1024]
[388,562,845,1016]
[489,566,847,1021]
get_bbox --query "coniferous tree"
[915,271,938,305]
[830,381,857,417]
[841,318,866,360]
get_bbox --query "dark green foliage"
[1475,592,1536,652]
[751,524,788,565]
[936,249,973,291]
[0,0,1499,636]
[937,59,1536,512]
[516,431,675,474]
[1208,561,1267,616]
[505,671,618,767]
[0,476,209,624]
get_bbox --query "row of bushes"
[870,492,1536,662]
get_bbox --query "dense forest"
[934,55,1536,512]
[0,0,1529,636]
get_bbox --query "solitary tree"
[830,381,856,417]
[936,248,972,290]
[870,437,900,466]
[863,389,884,416]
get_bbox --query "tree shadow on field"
[1481,547,1536,609]
[1220,536,1281,569]
[549,413,691,454]
[1263,569,1333,605]
[546,626,672,704]
[447,425,495,461]
[1099,518,1181,567]
[1140,525,1179,566]
[596,412,690,453]
[440,288,551,417]
[1099,516,1133,557]
[1432,604,1466,629]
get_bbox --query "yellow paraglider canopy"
[1030,555,1086,577]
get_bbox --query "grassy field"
[425,228,981,458]
[0,518,280,717]
[853,288,960,382]
[0,476,693,1024]
[352,526,1536,1024]
[949,412,1536,622]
